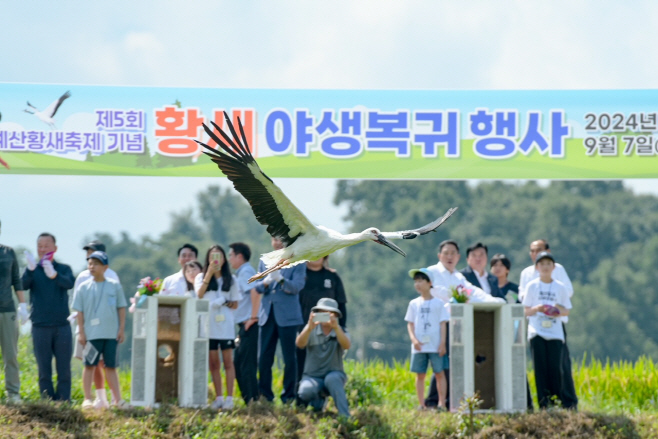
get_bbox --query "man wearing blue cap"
[72,251,128,409]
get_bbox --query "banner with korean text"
[0,83,656,178]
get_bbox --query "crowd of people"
[0,226,351,416]
[405,239,577,412]
[0,218,576,416]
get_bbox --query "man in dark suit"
[254,237,306,404]
[460,242,505,300]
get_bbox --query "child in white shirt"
[522,251,572,409]
[405,268,450,410]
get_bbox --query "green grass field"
[1,334,658,437]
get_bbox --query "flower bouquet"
[129,277,164,312]
[450,285,472,304]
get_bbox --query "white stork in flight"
[24,91,71,129]
[197,112,458,283]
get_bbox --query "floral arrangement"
[137,277,163,296]
[129,277,164,312]
[450,285,472,303]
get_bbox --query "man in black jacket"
[460,242,505,300]
[22,233,75,401]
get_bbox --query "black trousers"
[258,309,298,403]
[531,336,564,409]
[296,346,306,384]
[559,323,578,409]
[32,324,72,401]
[234,321,260,404]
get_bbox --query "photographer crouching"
[295,298,351,418]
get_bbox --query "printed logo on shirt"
[420,303,432,333]
[324,279,332,289]
[538,284,557,303]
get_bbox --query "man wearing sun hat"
[296,297,351,417]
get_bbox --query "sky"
[2,1,658,271]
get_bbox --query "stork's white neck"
[341,231,372,244]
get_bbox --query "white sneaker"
[222,397,234,410]
[7,394,22,404]
[210,397,223,410]
[93,398,109,409]
[113,399,131,410]
[82,399,95,409]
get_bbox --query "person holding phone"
[195,245,241,410]
[296,298,351,417]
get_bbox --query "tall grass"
[2,334,657,414]
[574,354,658,412]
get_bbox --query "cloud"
[5,1,658,90]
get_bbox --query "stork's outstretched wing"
[196,112,315,247]
[44,91,71,118]
[380,207,458,239]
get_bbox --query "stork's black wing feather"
[197,112,314,246]
[49,91,71,117]
[381,207,458,239]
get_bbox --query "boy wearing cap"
[522,251,572,409]
[72,251,128,409]
[405,268,450,410]
[296,297,351,417]
[71,240,121,408]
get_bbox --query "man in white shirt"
[161,244,198,296]
[424,240,504,408]
[518,239,577,410]
[427,240,506,305]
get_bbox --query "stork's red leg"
[247,259,291,283]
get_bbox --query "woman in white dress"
[195,245,241,410]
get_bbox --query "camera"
[313,312,331,323]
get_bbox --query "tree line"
[60,180,658,365]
